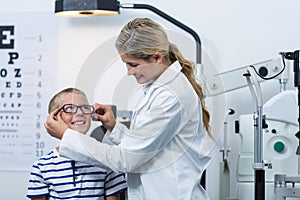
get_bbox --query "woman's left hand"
[93,103,116,132]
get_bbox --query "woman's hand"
[44,108,68,139]
[93,103,116,132]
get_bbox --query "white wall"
[1,0,300,199]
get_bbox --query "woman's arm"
[106,193,120,200]
[30,197,48,200]
[59,91,183,172]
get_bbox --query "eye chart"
[0,13,59,171]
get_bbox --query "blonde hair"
[115,18,212,138]
[48,87,87,114]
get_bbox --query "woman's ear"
[153,52,163,63]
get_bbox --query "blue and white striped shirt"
[27,148,127,199]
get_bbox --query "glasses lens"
[61,104,93,114]
[63,104,77,113]
[80,105,94,114]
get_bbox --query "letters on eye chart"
[0,13,58,171]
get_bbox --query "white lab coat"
[59,61,211,199]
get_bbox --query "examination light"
[55,0,120,17]
[54,0,202,68]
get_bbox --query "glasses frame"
[58,104,94,114]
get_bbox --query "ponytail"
[169,43,212,139]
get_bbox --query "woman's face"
[121,53,167,84]
[57,93,92,134]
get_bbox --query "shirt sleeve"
[27,163,49,198]
[104,171,127,196]
[102,122,128,145]
[59,89,184,172]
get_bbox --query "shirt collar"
[142,61,182,95]
[154,61,182,86]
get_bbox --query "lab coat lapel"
[130,61,182,129]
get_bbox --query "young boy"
[27,87,127,200]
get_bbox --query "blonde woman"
[45,18,212,199]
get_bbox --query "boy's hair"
[48,87,87,114]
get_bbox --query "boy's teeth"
[74,121,84,125]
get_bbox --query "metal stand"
[294,50,300,156]
[219,109,234,200]
[244,67,272,200]
[255,169,265,199]
[274,50,300,200]
[280,50,300,152]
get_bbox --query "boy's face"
[57,92,92,134]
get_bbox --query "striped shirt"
[27,148,127,199]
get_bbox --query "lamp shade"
[53,1,202,66]
[55,0,120,17]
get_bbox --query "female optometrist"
[45,18,213,200]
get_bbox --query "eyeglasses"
[59,104,94,114]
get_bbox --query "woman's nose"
[126,66,135,75]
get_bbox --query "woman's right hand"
[93,103,116,132]
[44,108,68,139]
